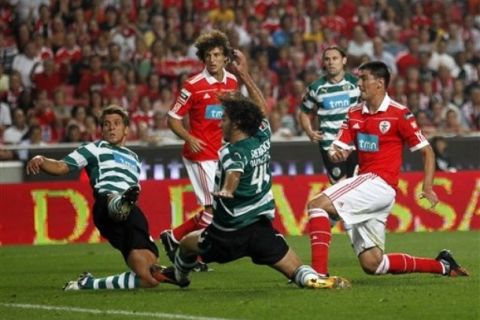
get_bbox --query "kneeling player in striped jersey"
[27,105,164,290]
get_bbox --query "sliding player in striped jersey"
[26,105,165,291]
[154,50,350,290]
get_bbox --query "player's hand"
[186,136,206,153]
[26,155,44,175]
[212,190,234,199]
[328,146,350,163]
[420,189,439,209]
[307,130,324,142]
[228,49,248,75]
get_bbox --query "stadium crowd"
[0,0,479,160]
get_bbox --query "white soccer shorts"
[322,172,396,255]
[183,157,217,206]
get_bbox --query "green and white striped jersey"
[212,119,275,231]
[63,140,141,195]
[301,73,360,150]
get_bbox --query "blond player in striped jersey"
[26,105,168,291]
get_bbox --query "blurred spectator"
[347,25,373,68]
[441,109,469,136]
[3,108,27,144]
[11,41,42,89]
[461,87,480,131]
[62,123,83,143]
[370,36,397,77]
[430,136,457,172]
[32,58,66,98]
[17,124,47,161]
[428,38,459,77]
[30,90,59,142]
[77,55,109,98]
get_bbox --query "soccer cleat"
[193,261,212,272]
[435,249,469,277]
[160,230,179,263]
[305,276,351,289]
[114,186,140,221]
[150,265,190,288]
[63,272,93,291]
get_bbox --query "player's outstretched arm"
[212,171,241,199]
[229,49,267,117]
[419,145,438,208]
[26,155,70,176]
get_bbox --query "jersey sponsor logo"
[379,121,391,134]
[112,151,137,170]
[323,93,350,109]
[178,88,191,104]
[357,133,379,152]
[205,104,224,119]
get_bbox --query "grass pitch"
[0,231,478,320]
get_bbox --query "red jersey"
[334,95,429,187]
[168,68,238,161]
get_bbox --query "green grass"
[1,231,479,320]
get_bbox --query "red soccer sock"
[308,209,331,276]
[383,253,445,275]
[172,211,212,241]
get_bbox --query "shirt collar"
[203,68,227,85]
[362,94,390,114]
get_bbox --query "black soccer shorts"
[199,218,289,266]
[92,194,159,261]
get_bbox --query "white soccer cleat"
[63,272,93,291]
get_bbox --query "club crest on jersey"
[379,121,391,134]
[205,104,224,119]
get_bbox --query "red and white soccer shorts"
[183,157,217,207]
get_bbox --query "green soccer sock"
[82,271,141,290]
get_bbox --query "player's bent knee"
[360,260,380,275]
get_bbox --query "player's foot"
[193,261,212,272]
[111,186,140,221]
[435,249,469,277]
[63,272,93,291]
[150,265,190,288]
[160,230,179,263]
[305,276,351,289]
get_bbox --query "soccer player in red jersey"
[307,61,469,279]
[160,30,238,268]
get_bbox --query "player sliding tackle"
[306,61,469,279]
[152,49,350,289]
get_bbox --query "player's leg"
[162,159,216,256]
[65,203,161,291]
[354,219,468,276]
[249,220,350,289]
[306,189,342,276]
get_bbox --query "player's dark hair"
[195,29,232,62]
[100,105,130,126]
[220,93,262,137]
[358,61,391,88]
[322,46,347,59]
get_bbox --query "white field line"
[1,303,238,320]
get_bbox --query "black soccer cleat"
[160,230,179,263]
[435,249,470,277]
[121,185,140,207]
[151,265,190,288]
